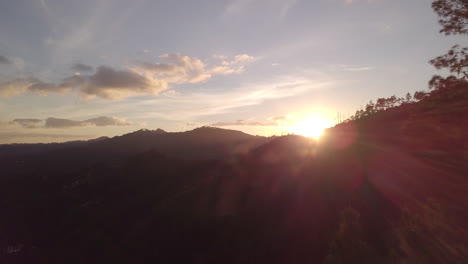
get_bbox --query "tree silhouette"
[430,0,468,90]
[432,0,468,35]
[413,91,428,101]
[405,92,412,103]
[430,45,468,79]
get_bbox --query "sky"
[0,0,464,143]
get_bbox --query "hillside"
[0,85,467,263]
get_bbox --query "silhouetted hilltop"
[90,126,267,161]
[1,85,467,264]
[0,126,269,179]
[249,135,317,165]
[332,82,467,174]
[0,136,108,159]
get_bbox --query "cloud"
[272,116,287,121]
[10,119,43,128]
[0,53,256,100]
[343,0,376,4]
[45,116,136,128]
[28,80,71,95]
[343,66,374,71]
[67,66,168,100]
[330,64,374,72]
[137,53,212,84]
[233,54,255,63]
[10,116,136,129]
[0,132,91,142]
[71,63,94,73]
[223,0,253,17]
[210,65,245,75]
[0,55,12,65]
[211,119,278,127]
[45,118,85,128]
[0,79,33,98]
[211,115,293,127]
[84,116,134,127]
[134,76,333,121]
[210,53,257,75]
[223,0,298,19]
[0,78,72,98]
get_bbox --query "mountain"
[0,86,467,263]
[91,126,267,160]
[0,137,108,159]
[0,127,269,179]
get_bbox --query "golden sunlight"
[290,115,334,139]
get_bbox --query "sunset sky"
[0,0,463,143]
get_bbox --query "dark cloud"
[71,63,94,73]
[211,120,277,127]
[45,116,135,128]
[64,66,167,100]
[89,66,149,88]
[10,116,136,129]
[0,66,166,100]
[45,118,85,128]
[0,55,12,65]
[11,119,43,128]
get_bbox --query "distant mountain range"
[0,85,467,263]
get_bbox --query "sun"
[290,116,333,139]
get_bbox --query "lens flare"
[290,115,333,139]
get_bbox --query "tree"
[429,45,468,80]
[376,98,386,111]
[364,100,375,115]
[430,0,468,89]
[414,91,427,101]
[405,92,412,103]
[428,74,467,91]
[432,0,468,35]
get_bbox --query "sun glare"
[290,116,334,139]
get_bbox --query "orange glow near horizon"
[289,115,334,139]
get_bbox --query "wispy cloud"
[210,53,257,75]
[133,76,333,121]
[223,0,253,17]
[343,0,376,4]
[343,66,374,71]
[211,119,277,127]
[223,0,299,19]
[279,0,298,18]
[330,64,374,72]
[211,114,297,128]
